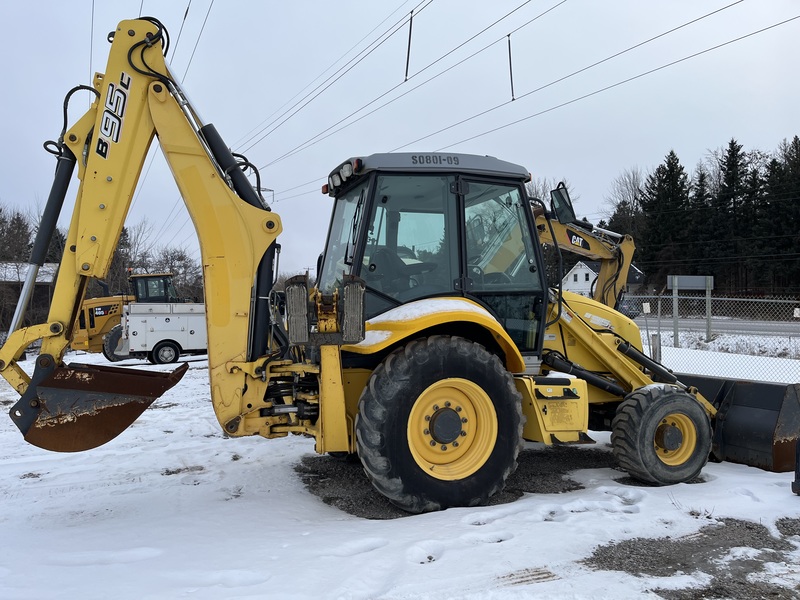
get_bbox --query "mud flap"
[9,355,188,452]
[678,373,800,473]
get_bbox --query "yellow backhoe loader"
[0,17,797,513]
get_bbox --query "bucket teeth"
[9,357,188,452]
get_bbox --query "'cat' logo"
[569,232,591,250]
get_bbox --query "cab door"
[460,178,547,361]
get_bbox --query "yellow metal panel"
[342,368,372,424]
[516,376,589,444]
[318,346,350,453]
[342,297,526,373]
[148,81,282,432]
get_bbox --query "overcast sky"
[2,1,797,275]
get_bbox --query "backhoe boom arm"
[0,18,282,450]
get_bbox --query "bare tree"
[126,217,158,273]
[525,177,577,206]
[601,167,647,243]
[602,167,644,219]
[150,245,203,301]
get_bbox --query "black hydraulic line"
[200,124,268,211]
[32,149,76,266]
[250,243,288,361]
[616,341,678,384]
[8,147,77,335]
[542,352,627,397]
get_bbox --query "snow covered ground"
[1,350,799,599]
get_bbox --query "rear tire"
[612,386,711,485]
[151,340,180,365]
[355,335,523,513]
[102,325,125,362]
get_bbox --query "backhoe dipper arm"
[0,18,281,451]
[536,212,636,308]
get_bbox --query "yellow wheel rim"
[654,412,697,466]
[407,378,497,481]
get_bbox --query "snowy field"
[1,349,799,599]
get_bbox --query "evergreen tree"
[684,166,713,277]
[759,158,786,291]
[775,136,800,293]
[1,212,32,261]
[639,150,690,286]
[714,139,748,292]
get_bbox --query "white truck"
[117,302,207,364]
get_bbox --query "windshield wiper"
[344,188,365,266]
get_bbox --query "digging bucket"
[9,355,188,452]
[678,373,800,473]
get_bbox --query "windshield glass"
[359,174,456,305]
[317,180,369,295]
[464,182,542,291]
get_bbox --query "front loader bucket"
[9,355,188,452]
[679,373,800,473]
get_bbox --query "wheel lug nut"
[460,431,467,437]
[456,406,462,412]
[453,441,459,447]
[425,415,431,421]
[430,440,436,446]
[461,417,468,423]
[424,429,429,435]
[441,445,447,451]
[445,401,451,407]
[433,405,439,411]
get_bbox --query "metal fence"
[624,294,800,384]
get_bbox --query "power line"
[262,0,556,169]
[231,0,420,149]
[264,2,767,202]
[392,0,749,151]
[146,2,213,242]
[238,1,435,156]
[180,0,214,82]
[428,15,800,152]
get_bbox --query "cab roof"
[334,152,530,181]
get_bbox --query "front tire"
[102,325,125,362]
[611,386,711,485]
[355,335,523,513]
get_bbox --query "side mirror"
[549,182,577,225]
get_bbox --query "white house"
[561,260,644,297]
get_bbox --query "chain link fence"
[623,294,800,384]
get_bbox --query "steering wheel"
[468,265,512,285]
[483,271,512,284]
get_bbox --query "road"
[635,315,800,337]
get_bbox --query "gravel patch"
[295,443,618,520]
[296,445,800,598]
[585,518,800,599]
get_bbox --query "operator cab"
[129,273,181,303]
[318,152,547,355]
